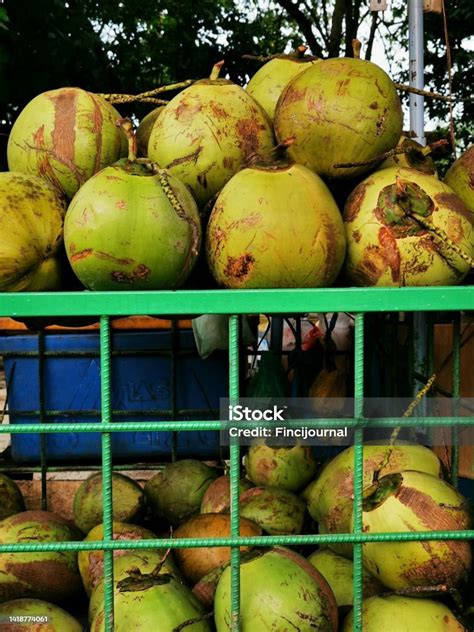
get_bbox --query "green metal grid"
[0,287,473,632]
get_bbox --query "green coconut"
[64,122,201,290]
[0,172,66,292]
[90,553,211,632]
[148,62,275,205]
[0,474,25,520]
[73,472,146,534]
[144,460,219,526]
[354,470,471,590]
[239,487,305,535]
[136,107,164,157]
[341,595,467,631]
[0,599,83,632]
[444,145,474,211]
[214,547,338,631]
[274,49,402,179]
[7,87,125,198]
[244,445,317,492]
[0,511,82,603]
[307,549,382,608]
[379,136,438,176]
[206,159,346,288]
[246,47,319,121]
[78,521,165,596]
[200,475,254,514]
[343,167,474,286]
[306,442,442,557]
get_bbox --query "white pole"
[408,0,426,145]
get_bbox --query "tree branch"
[328,0,346,58]
[365,12,379,61]
[275,0,324,57]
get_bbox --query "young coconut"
[274,40,402,179]
[136,106,164,157]
[0,473,25,520]
[444,145,474,211]
[356,471,472,590]
[64,120,201,291]
[73,471,146,534]
[244,444,317,493]
[214,547,338,632]
[239,486,306,535]
[0,511,82,603]
[0,173,66,292]
[148,61,275,205]
[246,46,319,121]
[306,442,442,558]
[341,595,467,632]
[206,145,346,288]
[90,553,211,632]
[307,549,382,609]
[343,167,474,286]
[7,87,125,198]
[200,475,254,514]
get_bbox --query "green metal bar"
[353,313,364,632]
[0,529,472,554]
[38,331,48,511]
[100,316,114,632]
[451,314,461,487]
[2,416,474,434]
[1,287,474,317]
[229,315,241,632]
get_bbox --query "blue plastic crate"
[0,330,228,462]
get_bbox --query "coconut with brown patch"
[206,159,346,288]
[356,470,471,590]
[73,472,146,534]
[0,511,82,604]
[214,546,338,631]
[7,88,126,199]
[0,474,25,520]
[148,62,274,206]
[200,475,253,514]
[444,145,474,212]
[274,46,402,179]
[344,166,474,286]
[78,521,170,596]
[244,444,317,492]
[0,172,66,292]
[89,552,211,632]
[64,122,201,291]
[173,513,262,583]
[306,443,442,558]
[239,486,306,535]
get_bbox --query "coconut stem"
[116,118,137,162]
[172,612,214,632]
[352,39,362,59]
[210,60,225,80]
[296,44,308,57]
[137,160,200,257]
[333,139,447,169]
[101,80,196,104]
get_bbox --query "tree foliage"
[0,0,472,149]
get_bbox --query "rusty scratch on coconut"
[435,193,474,225]
[224,253,255,282]
[166,146,203,169]
[89,92,104,174]
[70,249,135,266]
[111,264,151,283]
[51,90,77,168]
[378,227,401,283]
[343,183,368,222]
[236,119,264,157]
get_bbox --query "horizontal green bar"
[0,530,472,553]
[1,287,473,318]
[9,408,217,418]
[1,417,473,434]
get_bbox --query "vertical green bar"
[229,315,241,632]
[100,316,114,632]
[451,314,461,487]
[353,313,365,632]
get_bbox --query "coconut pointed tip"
[296,45,308,56]
[116,117,137,162]
[279,137,295,149]
[210,60,225,80]
[352,39,362,59]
